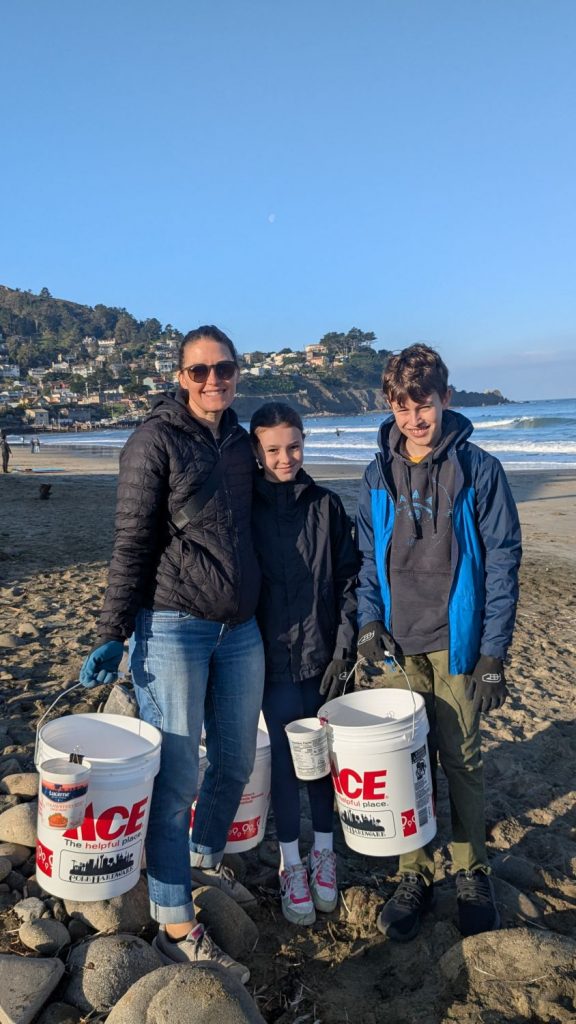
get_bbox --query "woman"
[79,326,264,983]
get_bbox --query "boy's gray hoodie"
[385,409,473,656]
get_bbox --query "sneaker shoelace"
[283,864,311,904]
[311,849,336,889]
[392,874,427,907]
[193,927,231,965]
[456,871,492,903]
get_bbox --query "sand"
[0,452,575,1023]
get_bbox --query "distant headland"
[0,285,510,429]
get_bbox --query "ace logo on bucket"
[402,808,417,837]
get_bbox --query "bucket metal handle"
[34,678,160,767]
[34,682,84,765]
[356,654,418,740]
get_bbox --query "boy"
[355,343,521,941]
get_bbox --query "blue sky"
[1,1,575,400]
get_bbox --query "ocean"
[8,397,576,471]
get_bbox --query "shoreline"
[5,445,576,480]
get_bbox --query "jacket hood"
[146,387,240,439]
[254,467,314,504]
[377,408,473,465]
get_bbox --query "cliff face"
[234,383,508,419]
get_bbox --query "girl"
[251,403,357,925]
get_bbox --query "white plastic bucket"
[38,758,91,831]
[318,688,436,856]
[285,718,330,780]
[35,713,162,900]
[191,727,271,853]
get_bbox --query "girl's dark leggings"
[261,674,335,843]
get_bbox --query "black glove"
[319,659,355,701]
[465,655,508,714]
[357,620,398,663]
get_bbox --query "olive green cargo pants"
[374,649,488,883]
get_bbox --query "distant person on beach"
[79,325,264,983]
[355,343,521,941]
[250,402,357,925]
[1,433,11,473]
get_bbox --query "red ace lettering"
[63,797,148,842]
[332,767,387,800]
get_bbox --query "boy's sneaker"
[279,863,316,925]
[455,869,500,936]
[153,924,250,984]
[190,864,255,906]
[308,848,338,913]
[377,872,434,942]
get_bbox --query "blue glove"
[79,641,125,688]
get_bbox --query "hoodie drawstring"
[403,462,419,541]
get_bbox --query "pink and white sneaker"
[279,863,316,925]
[308,848,338,912]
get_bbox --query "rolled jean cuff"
[149,899,195,925]
[189,846,226,869]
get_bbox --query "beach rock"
[0,856,12,882]
[6,869,27,892]
[0,798,21,818]
[0,801,38,846]
[64,934,163,1015]
[492,876,546,929]
[193,886,259,959]
[35,1004,81,1024]
[64,874,149,933]
[257,840,280,868]
[19,918,71,954]
[439,928,576,1008]
[0,842,32,867]
[492,852,544,891]
[102,683,138,718]
[0,954,64,1024]
[15,622,40,638]
[0,759,22,780]
[67,919,90,942]
[106,964,266,1024]
[0,774,39,800]
[13,896,47,922]
[0,634,21,649]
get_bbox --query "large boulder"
[64,934,162,1014]
[0,801,38,846]
[193,886,259,959]
[64,874,149,933]
[439,928,576,1017]
[0,954,64,1024]
[106,964,266,1024]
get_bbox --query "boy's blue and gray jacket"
[356,411,522,675]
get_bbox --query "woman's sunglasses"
[182,360,238,384]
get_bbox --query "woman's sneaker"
[376,872,434,942]
[153,924,250,984]
[190,863,255,906]
[455,869,500,936]
[307,849,338,912]
[279,863,316,925]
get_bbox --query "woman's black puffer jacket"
[98,388,260,642]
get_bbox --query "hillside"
[0,285,510,415]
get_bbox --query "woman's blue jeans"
[130,609,264,924]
